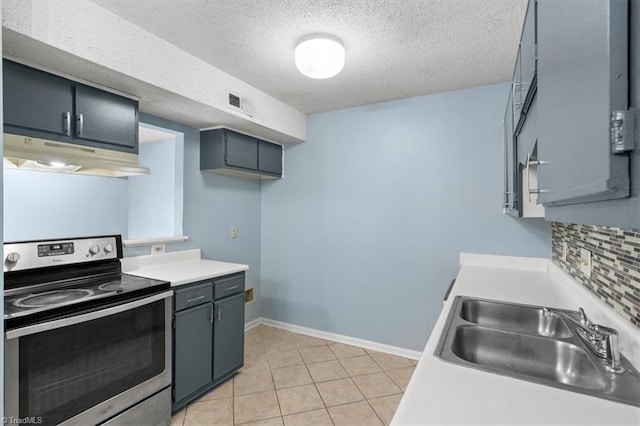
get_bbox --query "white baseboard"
[244,317,262,332]
[255,317,422,360]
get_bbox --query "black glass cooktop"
[4,273,169,320]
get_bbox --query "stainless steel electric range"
[3,235,172,426]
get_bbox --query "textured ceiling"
[91,0,526,114]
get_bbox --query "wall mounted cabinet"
[74,85,138,151]
[3,60,139,154]
[3,60,74,140]
[543,0,640,229]
[516,0,537,131]
[503,89,519,216]
[201,128,283,179]
[503,0,541,218]
[503,0,636,224]
[536,0,630,207]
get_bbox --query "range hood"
[3,134,150,177]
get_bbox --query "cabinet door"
[174,303,213,403]
[537,0,629,206]
[517,95,544,217]
[258,141,283,175]
[3,60,73,139]
[512,47,524,127]
[75,84,138,152]
[519,0,537,114]
[225,131,258,170]
[213,293,244,383]
[504,88,518,215]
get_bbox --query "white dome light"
[295,34,345,79]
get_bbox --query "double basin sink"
[435,296,640,407]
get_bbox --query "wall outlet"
[580,248,592,278]
[151,244,166,254]
[231,226,238,239]
[562,242,568,261]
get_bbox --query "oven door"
[5,291,172,426]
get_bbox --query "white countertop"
[392,253,640,426]
[121,249,249,286]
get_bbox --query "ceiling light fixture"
[295,34,345,79]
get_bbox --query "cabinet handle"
[76,113,84,137]
[526,154,549,197]
[187,295,205,304]
[63,112,71,136]
[225,285,239,292]
[217,303,222,321]
[210,303,214,324]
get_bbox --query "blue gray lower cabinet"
[172,272,245,412]
[213,293,245,383]
[173,302,214,406]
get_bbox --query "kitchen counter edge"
[391,253,640,426]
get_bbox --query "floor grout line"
[174,325,412,426]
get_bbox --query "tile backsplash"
[552,222,640,329]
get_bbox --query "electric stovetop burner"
[98,281,126,292]
[13,289,95,308]
[4,273,170,321]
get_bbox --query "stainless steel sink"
[459,299,572,338]
[435,296,640,407]
[450,326,607,390]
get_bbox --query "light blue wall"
[4,170,128,241]
[260,83,551,351]
[133,114,262,323]
[128,137,179,238]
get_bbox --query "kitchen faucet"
[543,307,623,373]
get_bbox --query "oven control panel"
[38,242,75,257]
[3,236,121,272]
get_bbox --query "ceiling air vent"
[227,92,255,117]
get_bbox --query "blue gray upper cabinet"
[504,88,519,216]
[225,131,258,170]
[74,85,138,151]
[518,0,536,118]
[258,140,283,175]
[536,0,631,206]
[3,59,139,154]
[3,60,74,140]
[201,128,283,179]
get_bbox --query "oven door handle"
[5,290,173,340]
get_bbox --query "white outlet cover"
[562,242,568,261]
[580,248,591,278]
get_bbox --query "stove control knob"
[89,245,101,256]
[5,252,20,264]
[104,243,114,254]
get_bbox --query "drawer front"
[214,274,245,300]
[175,282,213,311]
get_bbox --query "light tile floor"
[171,325,417,426]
